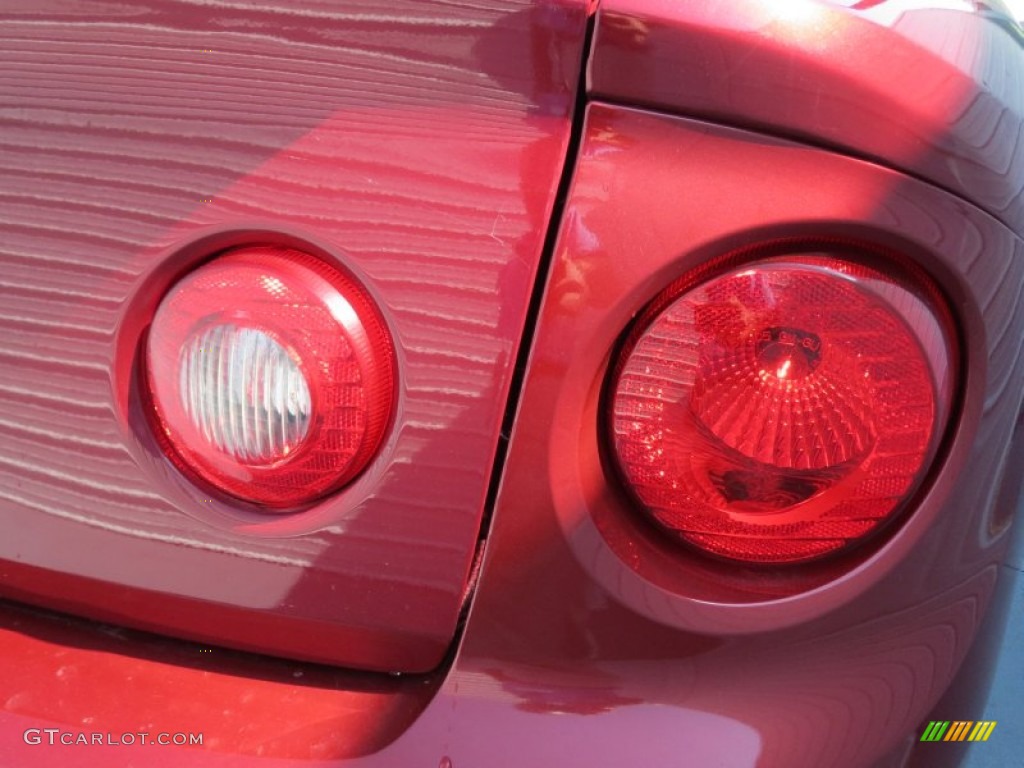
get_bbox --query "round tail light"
[608,252,954,564]
[145,245,395,509]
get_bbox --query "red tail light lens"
[145,245,395,509]
[609,253,954,564]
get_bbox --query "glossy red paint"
[590,0,1024,234]
[435,104,1023,766]
[4,99,1022,767]
[0,0,588,672]
[0,1,1023,767]
[0,601,440,764]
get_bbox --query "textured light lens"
[179,325,312,462]
[145,245,395,508]
[609,254,953,564]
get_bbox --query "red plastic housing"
[145,246,395,508]
[609,252,955,563]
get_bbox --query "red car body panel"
[0,0,588,673]
[590,0,1024,234]
[447,103,1023,768]
[1,1,1023,767]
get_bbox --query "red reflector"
[145,246,395,508]
[609,254,953,564]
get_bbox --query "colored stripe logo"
[920,721,997,742]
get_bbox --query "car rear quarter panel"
[436,102,1024,768]
[1,1,1023,767]
[590,0,1024,236]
